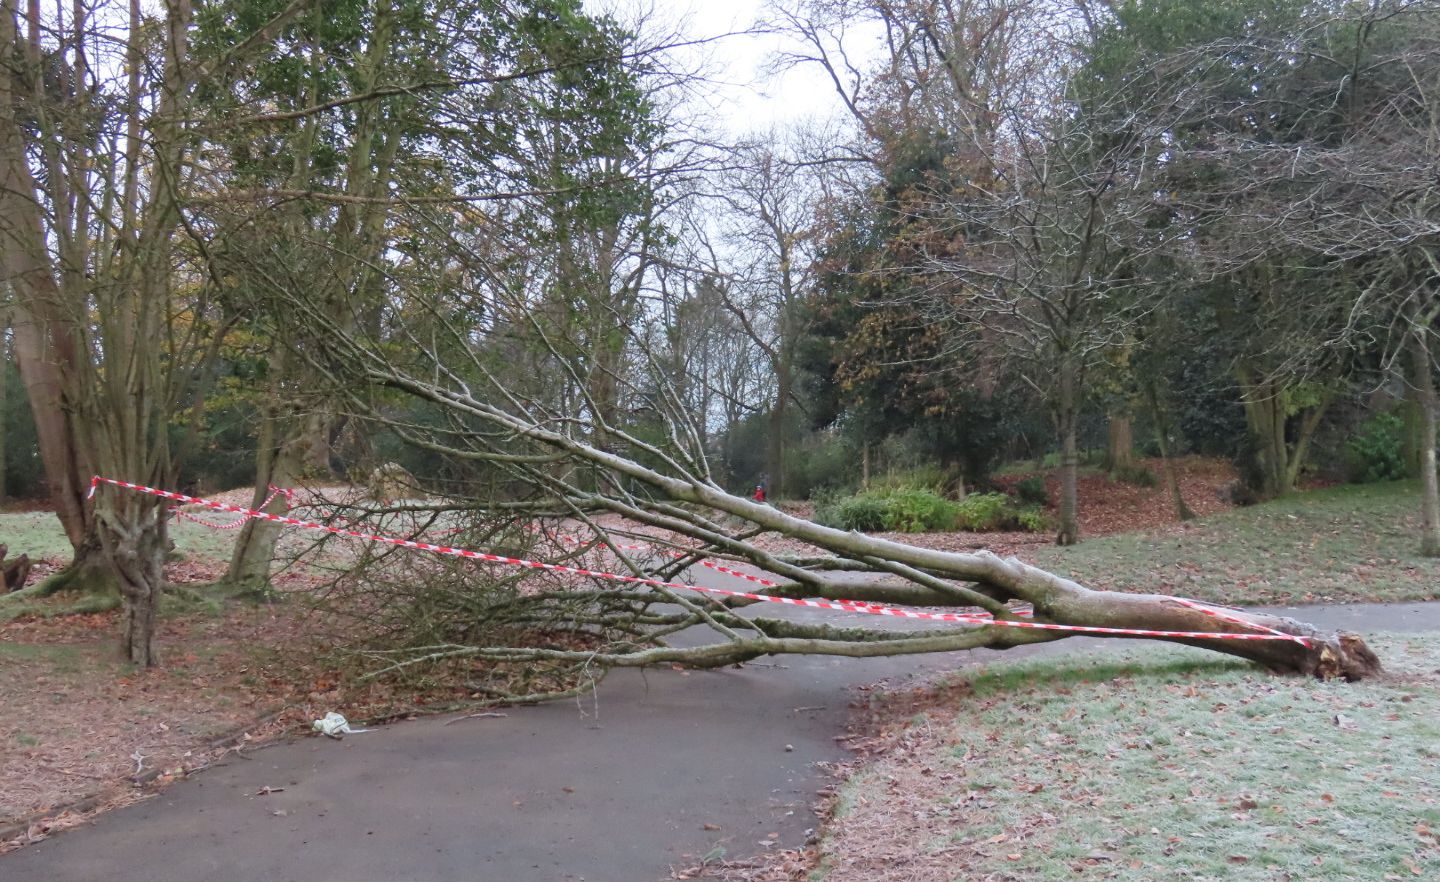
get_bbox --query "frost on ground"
[789,637,1440,882]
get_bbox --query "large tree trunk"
[96,494,169,667]
[225,395,306,592]
[1,126,93,560]
[1055,362,1081,546]
[300,412,337,477]
[1401,398,1425,478]
[1411,321,1439,557]
[1238,369,1289,498]
[1104,410,1134,473]
[767,371,789,498]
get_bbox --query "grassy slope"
[1,511,240,566]
[1028,480,1440,606]
[817,637,1440,882]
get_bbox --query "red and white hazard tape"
[170,485,294,530]
[90,476,1311,646]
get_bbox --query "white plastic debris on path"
[312,711,371,738]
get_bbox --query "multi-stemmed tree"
[1,0,312,663]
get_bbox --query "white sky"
[591,0,857,136]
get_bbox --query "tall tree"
[1106,0,1440,535]
[777,0,1169,543]
[0,0,307,663]
[715,134,823,497]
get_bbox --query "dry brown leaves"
[0,594,315,849]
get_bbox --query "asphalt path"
[4,581,1438,882]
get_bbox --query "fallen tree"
[254,295,1385,685]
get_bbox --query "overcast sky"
[591,0,857,136]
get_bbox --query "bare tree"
[138,0,1381,691]
[771,0,1169,543]
[711,132,826,496]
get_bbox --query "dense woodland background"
[1,0,1437,670]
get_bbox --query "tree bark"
[96,494,168,667]
[1410,321,1439,557]
[0,320,7,506]
[767,376,787,499]
[1401,398,1424,478]
[301,411,336,477]
[1236,367,1329,499]
[1238,370,1288,499]
[1104,411,1134,473]
[1055,362,1081,546]
[1,111,92,555]
[225,390,306,592]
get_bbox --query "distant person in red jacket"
[753,482,767,503]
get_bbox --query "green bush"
[817,487,957,533]
[871,464,948,493]
[1347,412,1407,483]
[819,493,891,532]
[785,433,860,498]
[1014,506,1052,533]
[818,488,1049,534]
[881,488,959,532]
[952,493,1050,533]
[952,492,1012,531]
[1014,475,1050,506]
[1111,463,1158,487]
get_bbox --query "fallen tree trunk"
[268,290,1385,685]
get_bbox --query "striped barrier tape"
[529,527,1297,637]
[171,485,294,530]
[89,476,1311,646]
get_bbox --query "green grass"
[0,511,81,560]
[823,636,1440,881]
[0,509,240,565]
[1030,480,1440,605]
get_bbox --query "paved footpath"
[3,597,1438,882]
